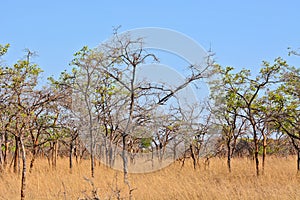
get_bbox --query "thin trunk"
[262,135,267,175]
[69,139,73,172]
[0,148,2,172]
[151,146,154,169]
[0,157,2,173]
[29,144,37,173]
[0,133,3,172]
[4,132,8,168]
[75,138,79,164]
[20,136,26,200]
[173,144,177,161]
[13,136,19,174]
[227,139,231,173]
[190,144,196,170]
[52,141,58,169]
[254,136,259,176]
[104,125,109,167]
[90,135,95,178]
[29,155,36,173]
[250,117,259,176]
[122,63,135,184]
[51,142,54,167]
[55,142,58,166]
[122,134,128,183]
[88,108,94,178]
[290,138,300,173]
[297,149,300,172]
[109,140,113,167]
[104,136,108,166]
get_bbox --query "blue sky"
[2,0,300,79]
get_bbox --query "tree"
[0,43,12,171]
[210,66,247,172]
[214,58,287,176]
[0,46,65,200]
[270,65,300,171]
[70,29,215,188]
[71,46,105,178]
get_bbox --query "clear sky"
[2,0,300,79]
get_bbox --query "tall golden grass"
[0,156,299,200]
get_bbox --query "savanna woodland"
[0,32,300,200]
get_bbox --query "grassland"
[0,156,299,200]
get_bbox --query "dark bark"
[29,143,38,173]
[29,156,36,173]
[4,132,8,168]
[13,136,19,174]
[250,117,260,176]
[262,135,267,175]
[227,139,231,173]
[254,136,260,176]
[69,139,74,171]
[290,138,300,172]
[51,141,58,169]
[122,134,128,183]
[190,144,196,170]
[90,138,95,178]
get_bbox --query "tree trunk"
[227,139,231,173]
[29,155,36,173]
[122,134,128,183]
[104,136,108,166]
[4,132,8,168]
[151,145,154,169]
[88,114,95,177]
[0,133,3,172]
[75,138,79,164]
[0,149,2,172]
[19,136,27,200]
[262,135,267,175]
[29,144,37,173]
[254,136,260,176]
[190,144,196,170]
[90,137,95,178]
[297,149,300,172]
[51,141,58,169]
[251,118,260,176]
[289,138,299,173]
[69,139,73,172]
[13,136,19,174]
[109,140,114,168]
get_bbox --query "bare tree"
[70,28,215,190]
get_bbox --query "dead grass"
[0,156,299,200]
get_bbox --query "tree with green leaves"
[2,49,44,200]
[0,45,66,200]
[270,65,300,171]
[213,58,287,176]
[209,72,246,172]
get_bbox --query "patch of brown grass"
[0,156,299,199]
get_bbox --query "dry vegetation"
[0,156,299,200]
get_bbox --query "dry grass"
[0,156,299,200]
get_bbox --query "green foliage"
[1,144,5,152]
[1,38,300,177]
[258,145,273,155]
[0,43,10,57]
[140,138,152,148]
